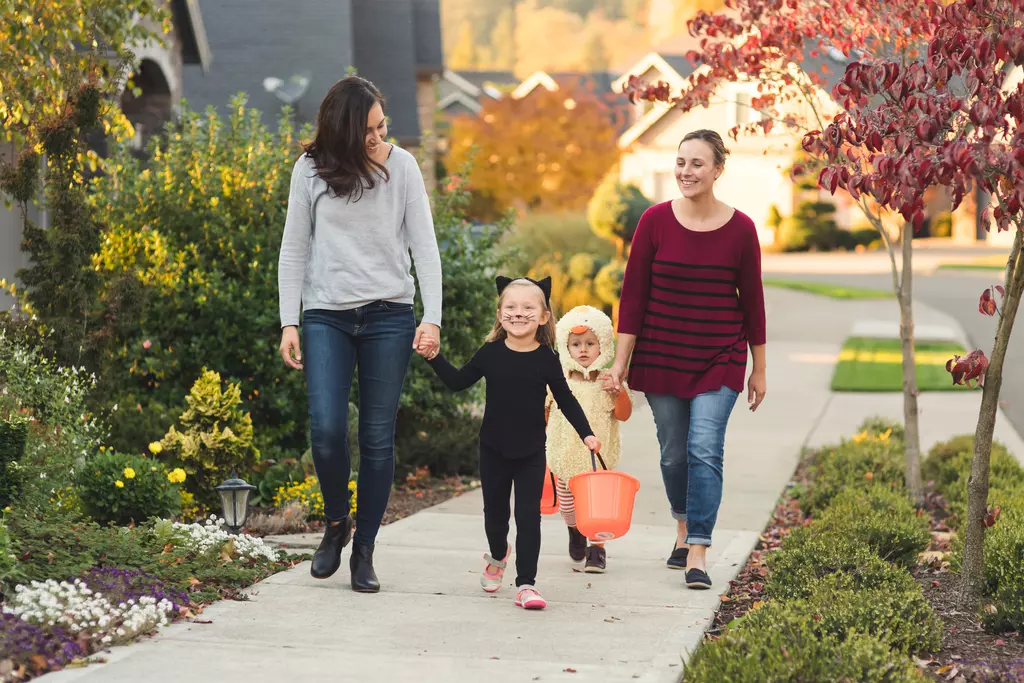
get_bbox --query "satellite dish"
[263,73,311,105]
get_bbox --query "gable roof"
[512,70,618,100]
[181,0,442,145]
[170,0,212,72]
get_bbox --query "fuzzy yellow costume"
[546,305,631,481]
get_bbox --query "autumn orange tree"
[805,0,1023,601]
[624,0,943,506]
[446,85,622,216]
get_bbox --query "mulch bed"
[381,474,479,526]
[706,461,1024,682]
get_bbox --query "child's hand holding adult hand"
[584,435,602,453]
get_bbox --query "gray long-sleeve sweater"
[277,145,443,328]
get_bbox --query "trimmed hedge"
[745,573,942,654]
[803,438,905,514]
[814,486,931,567]
[684,608,925,682]
[767,525,918,601]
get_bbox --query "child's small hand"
[584,435,601,453]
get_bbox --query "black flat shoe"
[310,516,353,579]
[667,544,688,570]
[584,545,606,574]
[685,567,712,589]
[350,542,380,593]
[568,526,588,564]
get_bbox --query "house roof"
[411,0,444,76]
[512,70,618,99]
[170,0,212,72]
[181,0,442,144]
[352,0,420,144]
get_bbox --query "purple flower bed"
[78,567,189,612]
[0,612,84,670]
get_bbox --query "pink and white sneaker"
[515,585,547,610]
[481,545,510,593]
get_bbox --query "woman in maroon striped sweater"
[603,129,767,590]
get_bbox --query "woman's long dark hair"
[302,76,390,202]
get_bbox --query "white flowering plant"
[162,515,282,563]
[0,330,106,509]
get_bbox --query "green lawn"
[936,256,1007,272]
[763,278,892,300]
[830,337,969,392]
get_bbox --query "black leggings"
[479,445,546,588]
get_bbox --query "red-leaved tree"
[804,0,1024,600]
[623,0,944,506]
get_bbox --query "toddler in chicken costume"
[546,305,633,573]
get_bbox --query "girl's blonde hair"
[485,279,557,348]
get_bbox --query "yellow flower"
[123,467,136,479]
[167,468,187,484]
[150,466,157,472]
[115,480,125,488]
[148,441,163,455]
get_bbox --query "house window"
[734,91,752,127]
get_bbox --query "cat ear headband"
[495,275,552,307]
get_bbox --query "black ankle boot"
[349,542,380,593]
[310,516,353,579]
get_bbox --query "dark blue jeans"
[647,386,739,546]
[301,303,415,546]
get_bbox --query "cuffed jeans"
[301,303,415,546]
[647,386,739,546]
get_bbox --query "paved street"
[763,245,1024,438]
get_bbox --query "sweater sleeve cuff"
[747,329,766,346]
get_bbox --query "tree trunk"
[899,226,925,506]
[960,228,1024,602]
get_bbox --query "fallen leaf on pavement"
[564,668,577,673]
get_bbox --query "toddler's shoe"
[481,545,510,593]
[584,545,606,573]
[568,526,587,570]
[515,585,547,610]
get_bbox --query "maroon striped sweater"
[617,201,766,399]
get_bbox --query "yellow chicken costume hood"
[546,305,628,482]
[555,305,616,378]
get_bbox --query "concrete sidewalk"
[42,287,1024,683]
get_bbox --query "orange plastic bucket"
[569,465,640,541]
[540,466,559,515]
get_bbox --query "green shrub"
[86,98,310,456]
[922,434,1016,495]
[158,369,259,509]
[0,417,28,508]
[981,512,1024,633]
[684,607,924,682]
[0,330,105,510]
[857,415,905,443]
[75,450,182,526]
[803,437,905,514]
[0,514,14,597]
[499,211,615,275]
[815,486,930,567]
[586,170,652,256]
[395,414,482,478]
[767,526,917,600]
[777,200,841,252]
[744,574,942,654]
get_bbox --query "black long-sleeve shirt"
[427,341,594,459]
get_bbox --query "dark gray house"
[179,0,444,186]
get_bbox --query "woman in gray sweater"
[277,76,442,593]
